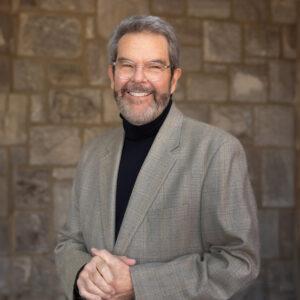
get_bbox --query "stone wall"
[0,0,298,299]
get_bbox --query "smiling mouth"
[127,91,152,97]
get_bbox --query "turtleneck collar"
[121,99,172,141]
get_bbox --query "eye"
[121,62,134,69]
[148,63,164,71]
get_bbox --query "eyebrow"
[116,57,169,65]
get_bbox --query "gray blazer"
[55,104,260,300]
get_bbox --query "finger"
[93,268,115,295]
[96,260,114,284]
[118,256,136,266]
[91,248,115,263]
[78,271,112,299]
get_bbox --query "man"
[55,15,260,300]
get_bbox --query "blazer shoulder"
[79,127,123,165]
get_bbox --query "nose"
[131,65,147,82]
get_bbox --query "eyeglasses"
[113,60,171,82]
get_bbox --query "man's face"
[108,32,181,125]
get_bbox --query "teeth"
[129,91,150,97]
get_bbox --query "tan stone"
[30,94,47,123]
[0,94,28,145]
[0,14,12,54]
[152,0,185,15]
[97,0,149,39]
[210,105,253,141]
[84,127,107,145]
[0,177,8,217]
[282,25,297,59]
[233,0,268,22]
[52,167,76,180]
[0,148,7,176]
[186,73,228,102]
[188,0,230,18]
[14,59,45,92]
[0,56,10,92]
[176,102,209,123]
[245,24,280,58]
[271,0,297,24]
[30,126,81,165]
[86,17,95,39]
[204,21,241,63]
[18,13,82,58]
[47,62,83,86]
[38,0,95,13]
[230,65,267,103]
[180,46,202,71]
[103,89,121,123]
[53,180,72,232]
[86,40,109,86]
[49,88,102,124]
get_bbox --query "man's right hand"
[77,255,116,300]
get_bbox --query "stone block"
[245,25,280,58]
[173,81,185,102]
[0,0,10,11]
[267,261,294,293]
[0,257,9,296]
[152,0,185,15]
[279,210,294,258]
[103,88,122,123]
[210,105,253,142]
[53,180,72,232]
[186,73,228,102]
[49,89,102,124]
[12,255,64,299]
[47,62,83,86]
[86,17,95,39]
[169,18,202,46]
[262,149,294,208]
[233,0,268,22]
[271,0,297,24]
[14,59,45,92]
[203,63,227,74]
[14,168,51,209]
[18,13,82,58]
[0,56,10,91]
[180,46,202,71]
[282,25,297,59]
[188,0,230,18]
[0,14,12,54]
[97,0,149,39]
[0,218,8,254]
[0,94,28,145]
[254,106,294,147]
[230,65,267,103]
[176,102,209,123]
[84,127,107,145]
[258,209,279,258]
[270,60,295,103]
[30,126,81,165]
[30,94,47,123]
[0,148,7,176]
[15,211,50,253]
[11,146,27,167]
[0,177,8,217]
[243,146,261,205]
[52,167,75,180]
[29,0,95,12]
[86,40,109,86]
[204,21,241,63]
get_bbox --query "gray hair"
[107,15,180,69]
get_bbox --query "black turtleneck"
[115,100,172,240]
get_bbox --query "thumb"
[119,256,136,266]
[90,247,102,257]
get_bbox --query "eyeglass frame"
[112,59,172,82]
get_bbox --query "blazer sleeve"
[130,138,260,300]
[54,152,92,300]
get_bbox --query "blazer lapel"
[113,105,183,255]
[99,128,124,251]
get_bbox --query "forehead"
[117,32,169,62]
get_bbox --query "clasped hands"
[77,248,136,300]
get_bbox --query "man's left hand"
[91,248,136,299]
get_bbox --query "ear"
[170,68,182,94]
[107,64,115,90]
